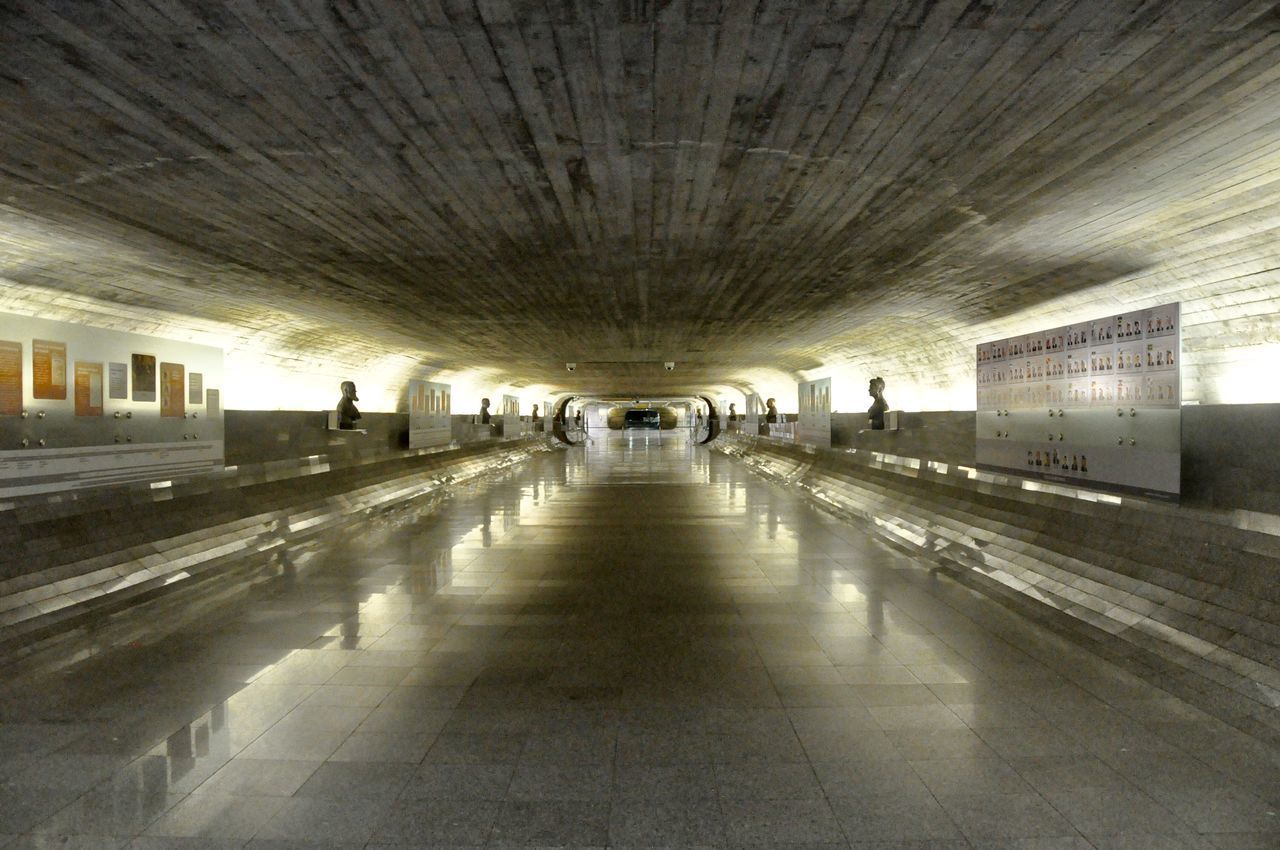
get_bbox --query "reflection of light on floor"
[829,583,869,604]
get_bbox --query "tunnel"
[0,2,1278,846]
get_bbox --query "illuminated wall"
[4,275,1277,418]
[802,278,1280,412]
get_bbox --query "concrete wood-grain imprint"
[2,2,1280,398]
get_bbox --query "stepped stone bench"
[715,432,1280,746]
[0,437,554,677]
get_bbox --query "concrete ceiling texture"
[2,1,1280,410]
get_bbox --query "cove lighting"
[1213,343,1280,404]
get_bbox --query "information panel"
[0,341,21,416]
[131,353,156,402]
[407,379,451,448]
[74,361,103,417]
[160,362,185,418]
[108,361,127,399]
[0,313,224,497]
[502,394,521,438]
[798,378,832,448]
[976,303,1180,500]
[746,393,762,435]
[32,339,67,400]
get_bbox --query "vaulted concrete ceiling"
[2,1,1279,401]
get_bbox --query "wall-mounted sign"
[189,372,203,405]
[0,341,21,416]
[74,362,103,417]
[976,302,1180,501]
[797,378,832,448]
[502,394,521,437]
[108,361,128,399]
[407,379,451,448]
[32,339,67,400]
[160,362,185,417]
[746,393,762,434]
[131,353,156,402]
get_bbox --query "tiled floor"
[1,430,1277,849]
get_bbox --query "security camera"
[566,363,576,372]
[663,361,675,371]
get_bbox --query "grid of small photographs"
[976,303,1179,411]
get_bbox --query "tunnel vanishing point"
[0,2,1278,847]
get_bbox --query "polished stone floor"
[1,430,1277,849]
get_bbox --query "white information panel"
[407,379,451,449]
[797,378,832,448]
[976,303,1180,500]
[0,313,224,496]
[745,393,762,435]
[501,394,521,438]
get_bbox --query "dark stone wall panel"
[223,410,410,466]
[1183,403,1280,515]
[831,410,977,466]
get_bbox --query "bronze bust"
[867,377,888,430]
[336,381,361,430]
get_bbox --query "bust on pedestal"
[337,381,362,430]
